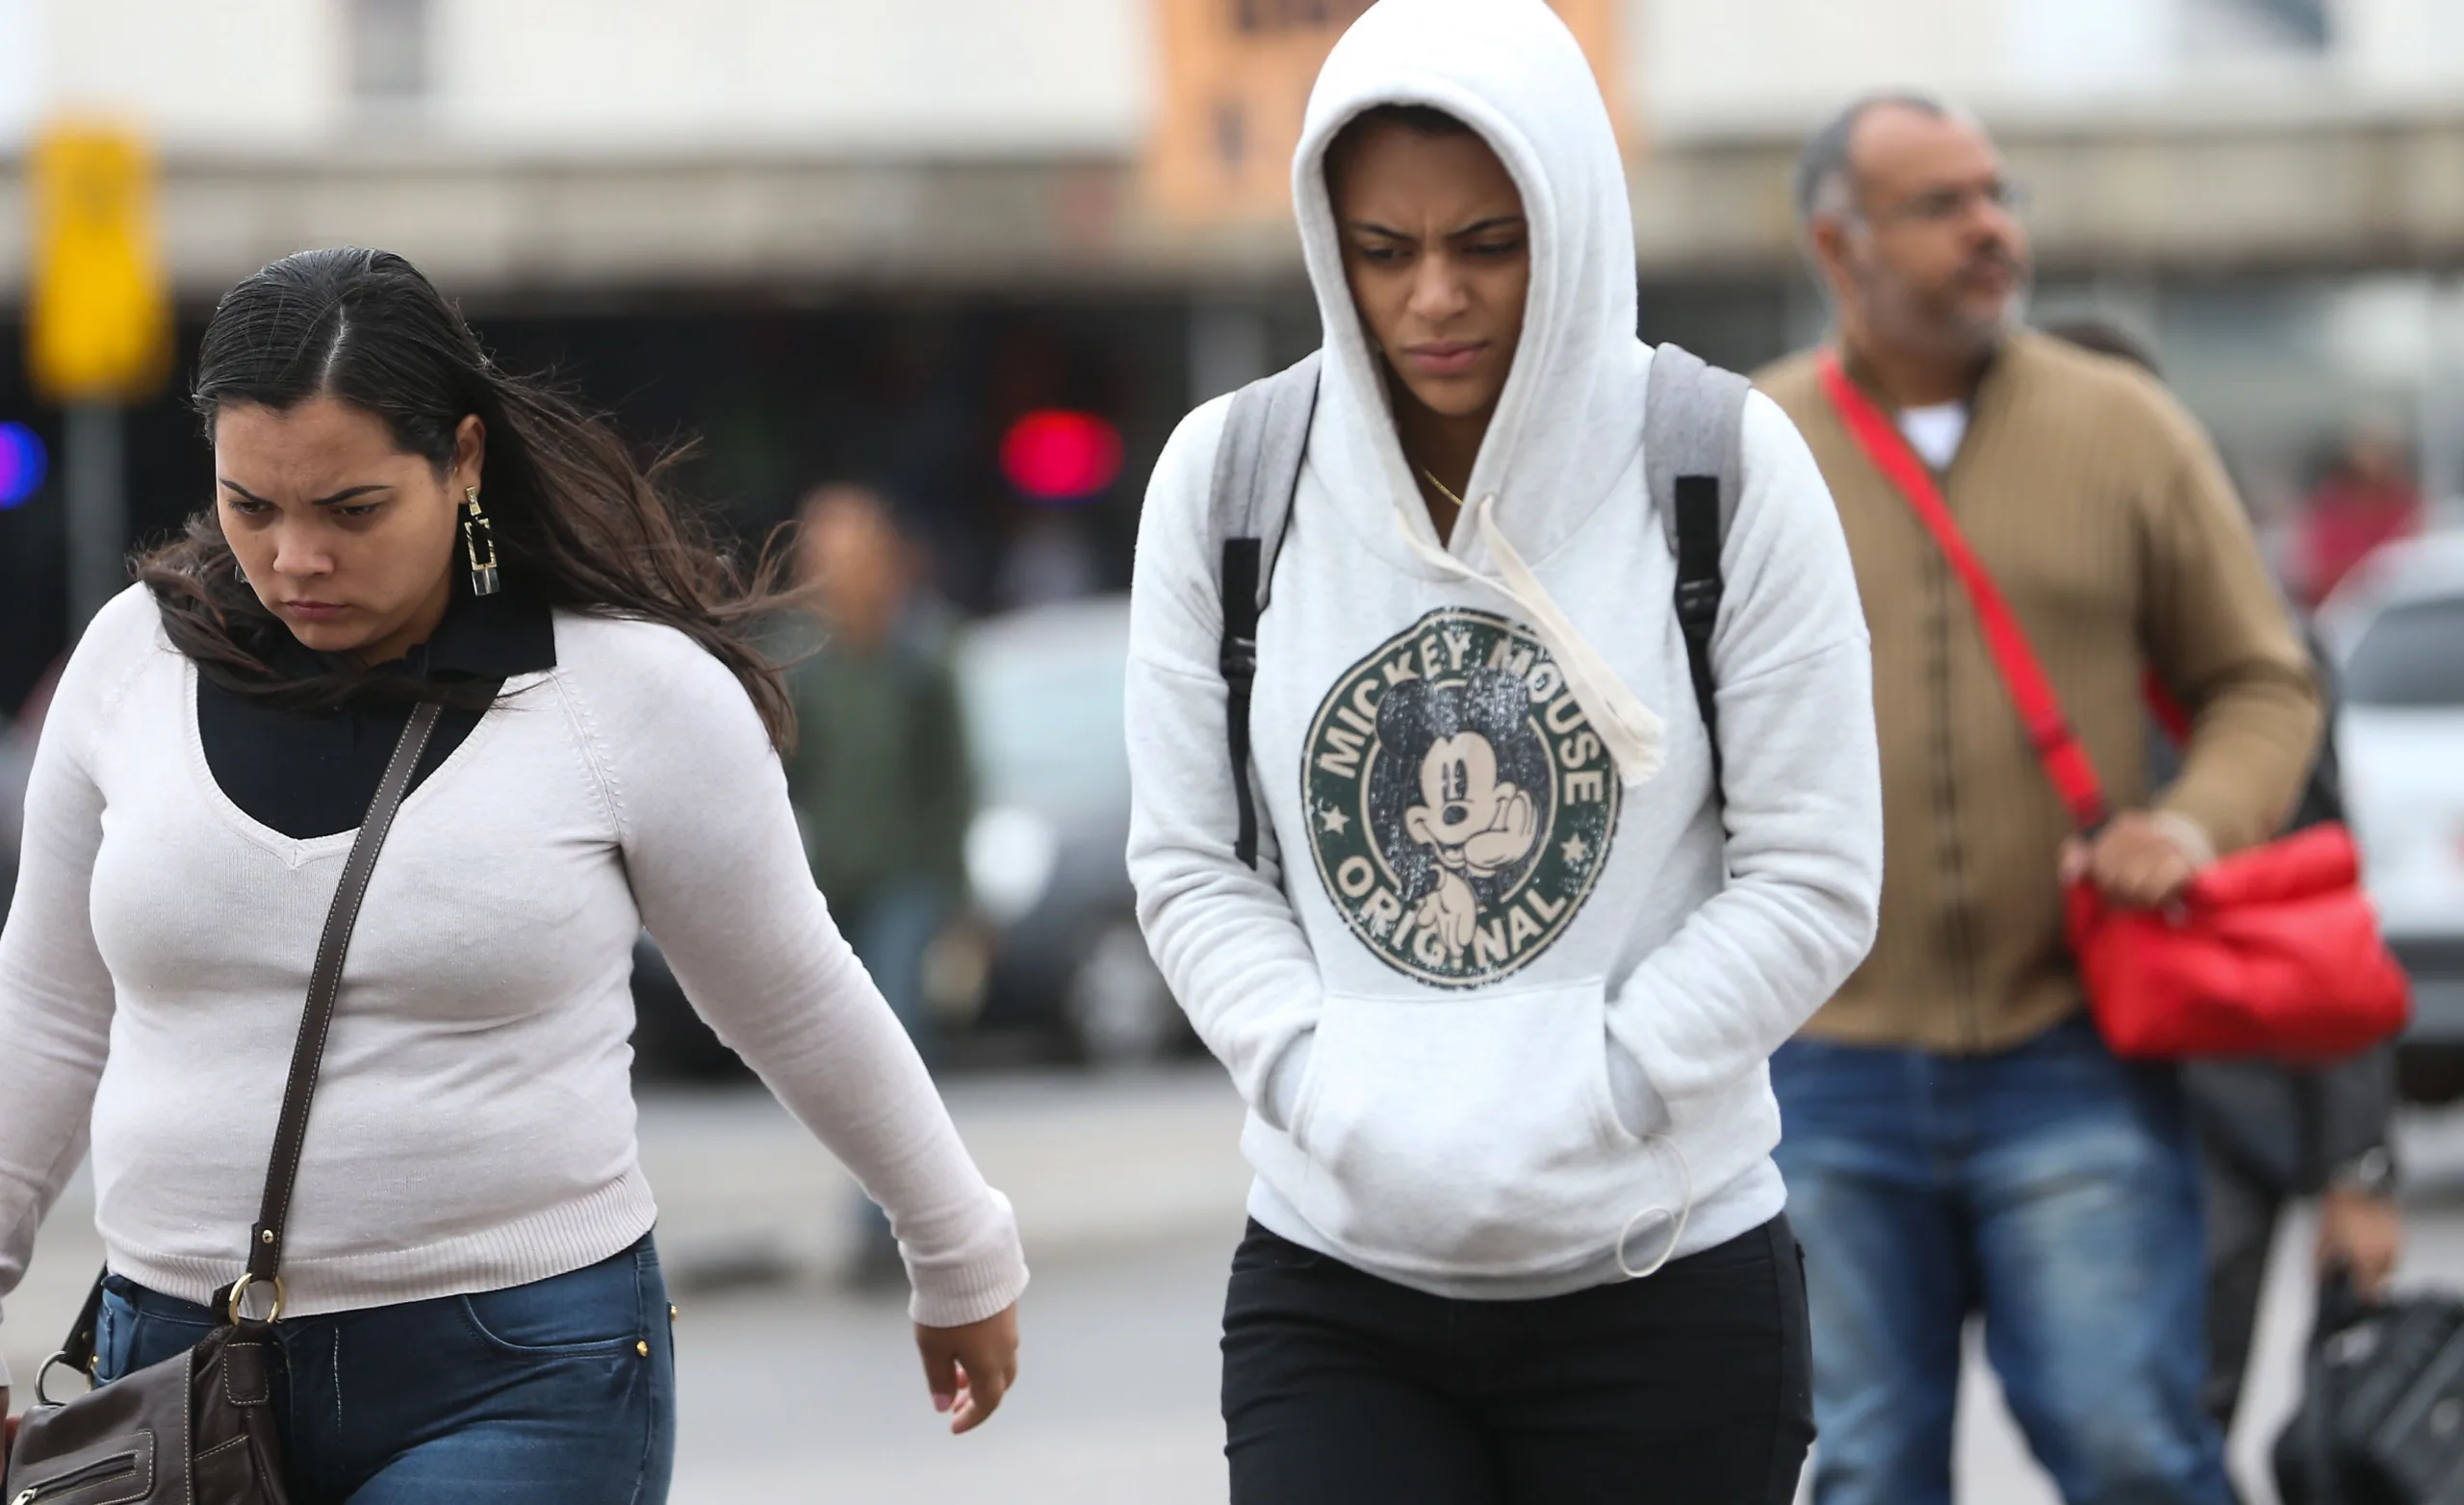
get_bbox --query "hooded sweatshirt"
[1124,0,1882,1298]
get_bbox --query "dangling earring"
[461,486,501,598]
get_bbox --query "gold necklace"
[1421,469,1469,513]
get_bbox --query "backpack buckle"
[1219,634,1258,682]
[1674,579,1721,625]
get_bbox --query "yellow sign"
[1146,0,1628,225]
[28,121,172,404]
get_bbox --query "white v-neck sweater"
[0,588,1027,1383]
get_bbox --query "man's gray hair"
[1792,91,1966,225]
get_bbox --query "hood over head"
[1294,0,1641,564]
[1293,0,1667,787]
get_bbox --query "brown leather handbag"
[5,703,441,1505]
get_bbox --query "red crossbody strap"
[1815,350,2113,832]
[2143,670,2194,745]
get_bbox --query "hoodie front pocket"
[1286,978,1642,1278]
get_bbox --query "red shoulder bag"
[1815,350,2409,1059]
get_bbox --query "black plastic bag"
[2276,1272,2464,1505]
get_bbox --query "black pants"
[2201,1141,2283,1439]
[1221,1214,1814,1504]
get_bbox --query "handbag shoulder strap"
[1813,349,2112,833]
[243,700,443,1292]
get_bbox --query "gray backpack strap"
[1643,342,1754,796]
[1209,351,1322,869]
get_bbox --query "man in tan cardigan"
[1758,95,2320,1505]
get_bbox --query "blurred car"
[628,593,1187,1081]
[954,593,1190,1064]
[2319,532,2464,1100]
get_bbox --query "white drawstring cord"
[1614,1134,1696,1280]
[1392,493,1665,789]
[1398,483,1686,1276]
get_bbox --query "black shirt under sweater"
[196,588,557,840]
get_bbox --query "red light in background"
[1000,410,1123,504]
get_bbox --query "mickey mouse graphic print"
[1303,606,1621,986]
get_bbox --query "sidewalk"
[634,1062,1252,1291]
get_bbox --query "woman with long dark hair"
[0,247,1025,1502]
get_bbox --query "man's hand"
[914,1303,1019,1436]
[2319,1187,2402,1301]
[2059,810,2204,909]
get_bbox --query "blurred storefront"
[3,0,2464,709]
[0,294,1247,713]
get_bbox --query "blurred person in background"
[2187,907,2401,1455]
[0,249,1024,1496]
[0,662,62,921]
[2296,424,2424,609]
[2044,317,2404,1455]
[1760,96,2323,1505]
[0,665,52,921]
[0,714,21,918]
[1129,2,1882,1499]
[782,482,976,1284]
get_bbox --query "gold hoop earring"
[461,486,500,598]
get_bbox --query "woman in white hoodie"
[1125,1,1882,1499]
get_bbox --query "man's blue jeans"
[1771,1017,2232,1505]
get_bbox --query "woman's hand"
[913,1305,1019,1435]
[4,1384,15,1452]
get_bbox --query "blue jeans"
[843,880,950,1262]
[91,1236,675,1504]
[841,880,950,1068]
[1771,1018,2231,1505]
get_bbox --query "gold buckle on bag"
[224,1273,285,1325]
[33,1350,95,1405]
